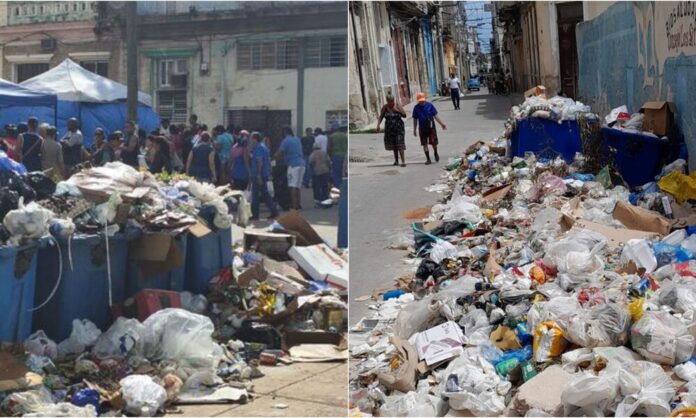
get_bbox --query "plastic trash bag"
[658,170,696,204]
[605,105,629,125]
[24,330,58,360]
[394,295,442,339]
[0,387,54,416]
[621,239,657,273]
[566,303,631,348]
[379,391,446,417]
[674,361,696,382]
[57,319,102,358]
[180,292,208,315]
[614,361,675,417]
[533,321,567,362]
[630,311,695,365]
[439,348,510,416]
[119,375,167,417]
[3,200,53,245]
[442,195,482,223]
[141,308,223,369]
[430,239,457,263]
[92,317,145,358]
[561,371,620,416]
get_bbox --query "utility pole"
[126,1,138,122]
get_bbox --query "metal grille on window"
[16,63,49,83]
[325,110,348,131]
[158,91,187,124]
[237,40,298,70]
[306,36,347,67]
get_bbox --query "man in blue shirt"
[213,125,234,184]
[412,92,447,165]
[275,126,305,210]
[250,131,278,220]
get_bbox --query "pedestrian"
[314,127,328,153]
[120,120,140,168]
[309,142,331,204]
[448,73,461,110]
[148,136,172,174]
[181,127,194,165]
[186,132,216,183]
[160,118,171,138]
[328,125,348,186]
[18,117,43,172]
[229,130,250,190]
[213,125,234,185]
[301,127,315,188]
[376,93,407,167]
[2,124,19,162]
[89,128,108,166]
[102,132,121,164]
[188,114,200,134]
[412,92,447,165]
[249,131,279,221]
[275,126,305,211]
[41,125,64,182]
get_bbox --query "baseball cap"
[416,92,426,102]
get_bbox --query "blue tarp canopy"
[0,78,58,129]
[20,59,160,146]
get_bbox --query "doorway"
[556,2,583,98]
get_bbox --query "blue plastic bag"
[0,151,26,175]
[71,388,100,411]
[516,322,532,345]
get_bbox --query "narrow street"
[349,89,514,325]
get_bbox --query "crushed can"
[259,351,278,366]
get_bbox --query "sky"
[464,1,492,54]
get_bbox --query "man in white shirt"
[448,73,461,110]
[313,127,328,153]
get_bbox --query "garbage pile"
[349,123,696,415]
[0,155,348,416]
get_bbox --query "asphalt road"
[348,88,516,325]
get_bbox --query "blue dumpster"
[338,177,347,248]
[601,127,669,188]
[185,227,232,295]
[125,232,188,297]
[0,243,39,342]
[510,118,583,162]
[33,233,133,341]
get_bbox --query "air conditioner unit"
[40,38,56,51]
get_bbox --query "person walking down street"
[328,125,347,186]
[377,93,407,167]
[448,73,461,110]
[229,130,250,190]
[309,142,332,205]
[41,126,64,182]
[275,126,306,211]
[213,125,234,185]
[249,131,279,221]
[120,120,140,169]
[19,117,43,172]
[301,127,315,188]
[148,136,172,174]
[186,132,216,183]
[412,92,447,165]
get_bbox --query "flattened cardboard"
[243,230,295,260]
[561,214,658,249]
[189,222,212,238]
[288,244,348,286]
[284,330,344,348]
[640,101,676,136]
[129,233,183,278]
[414,321,466,366]
[277,211,324,246]
[483,184,512,203]
[0,352,42,392]
[613,201,670,235]
[377,336,418,392]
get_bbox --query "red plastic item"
[112,289,182,322]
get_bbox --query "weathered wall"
[583,1,614,21]
[577,1,696,168]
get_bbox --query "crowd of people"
[0,114,347,221]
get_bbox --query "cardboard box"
[129,232,183,278]
[414,321,465,365]
[288,244,348,288]
[640,101,676,136]
[524,85,547,99]
[243,230,296,261]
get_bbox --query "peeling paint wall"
[577,1,696,169]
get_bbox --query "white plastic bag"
[442,195,482,223]
[674,361,696,382]
[92,317,145,358]
[0,387,54,416]
[141,308,223,369]
[605,105,628,125]
[614,361,675,417]
[565,303,631,348]
[180,292,208,314]
[630,311,695,365]
[119,375,167,417]
[25,403,97,417]
[430,239,457,263]
[378,391,446,417]
[621,239,657,273]
[24,331,58,360]
[561,372,619,416]
[58,319,102,358]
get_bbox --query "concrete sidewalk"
[169,362,347,417]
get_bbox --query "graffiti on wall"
[666,1,696,51]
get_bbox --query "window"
[80,61,108,78]
[237,40,298,70]
[63,3,68,12]
[81,2,86,10]
[306,36,347,67]
[158,91,188,124]
[158,59,188,88]
[39,5,44,14]
[14,7,18,16]
[325,110,347,131]
[72,3,77,11]
[16,63,49,83]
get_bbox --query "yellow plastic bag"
[628,298,644,322]
[533,321,567,362]
[658,170,696,204]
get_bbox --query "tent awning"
[0,78,57,108]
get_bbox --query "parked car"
[467,77,481,91]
